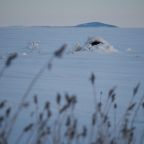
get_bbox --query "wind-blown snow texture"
[0,27,144,143]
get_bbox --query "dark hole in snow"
[90,40,103,46]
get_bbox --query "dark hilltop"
[75,22,117,28]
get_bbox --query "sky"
[0,0,144,27]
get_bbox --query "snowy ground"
[0,27,144,143]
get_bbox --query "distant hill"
[0,22,117,28]
[75,22,117,28]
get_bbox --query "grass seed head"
[82,126,87,137]
[44,101,50,110]
[66,116,71,126]
[0,116,4,123]
[90,73,95,85]
[133,82,140,96]
[108,86,116,98]
[5,52,18,67]
[92,113,96,126]
[33,95,38,105]
[114,103,117,109]
[54,44,67,58]
[142,102,144,108]
[5,107,11,117]
[39,113,43,121]
[56,93,61,105]
[23,123,33,132]
[47,110,52,118]
[128,103,136,111]
[0,100,7,109]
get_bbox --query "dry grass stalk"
[0,46,144,144]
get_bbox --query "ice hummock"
[70,37,118,54]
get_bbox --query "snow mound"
[126,48,132,52]
[27,41,40,49]
[21,41,41,56]
[70,37,118,54]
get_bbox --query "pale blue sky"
[0,0,144,27]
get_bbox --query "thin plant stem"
[92,84,97,107]
[6,56,53,138]
[0,66,6,80]
[131,94,144,127]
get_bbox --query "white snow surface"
[0,27,144,143]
